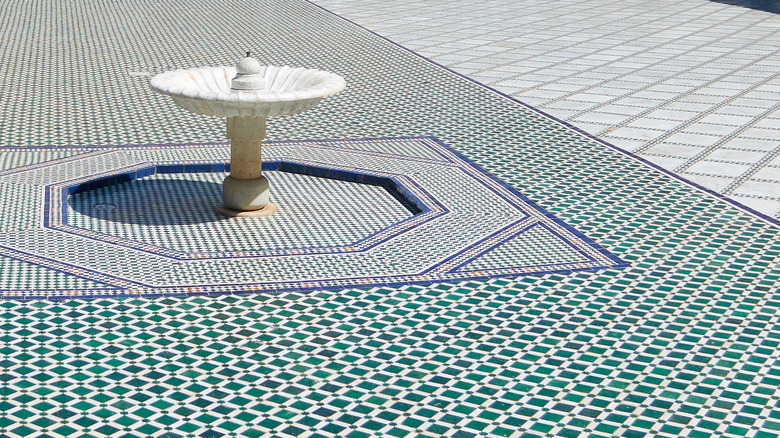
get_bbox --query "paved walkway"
[312,0,780,218]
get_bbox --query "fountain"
[150,53,346,217]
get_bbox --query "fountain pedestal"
[215,116,276,217]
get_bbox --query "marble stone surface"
[150,63,346,117]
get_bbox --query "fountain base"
[215,202,277,218]
[222,174,270,212]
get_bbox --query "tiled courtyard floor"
[311,0,780,218]
[0,0,778,437]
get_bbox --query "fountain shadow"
[68,178,225,226]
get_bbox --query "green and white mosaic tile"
[0,137,623,297]
[0,0,777,437]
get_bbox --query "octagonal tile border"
[0,137,627,299]
[45,161,447,260]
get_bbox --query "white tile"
[516,89,569,100]
[572,121,611,135]
[573,112,631,125]
[644,143,706,158]
[471,70,517,79]
[698,113,755,126]
[577,72,621,81]
[732,180,780,198]
[435,53,479,63]
[605,126,666,141]
[493,78,544,88]
[678,94,728,104]
[618,75,662,85]
[627,118,683,131]
[597,104,649,116]
[603,137,648,152]
[643,109,698,121]
[755,83,780,93]
[666,132,720,146]
[611,97,665,108]
[539,83,588,93]
[753,118,780,129]
[541,100,599,111]
[664,101,716,112]
[315,0,780,209]
[708,81,754,91]
[640,154,687,170]
[741,127,780,140]
[743,90,780,101]
[557,77,603,86]
[681,173,736,191]
[686,160,750,177]
[490,65,537,74]
[516,96,553,106]
[536,108,580,120]
[682,122,739,136]
[567,93,616,103]
[720,137,780,151]
[752,167,780,182]
[664,78,710,87]
[730,97,777,108]
[631,90,679,100]
[451,68,481,75]
[694,87,743,97]
[585,87,632,97]
[490,85,528,95]
[706,149,767,164]
[731,196,780,217]
[646,84,696,93]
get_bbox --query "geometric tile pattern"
[0,0,777,437]
[310,0,780,218]
[453,223,592,272]
[0,137,624,298]
[0,253,107,290]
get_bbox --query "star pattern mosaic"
[0,0,777,437]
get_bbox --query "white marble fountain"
[150,53,346,217]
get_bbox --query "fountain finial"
[231,53,265,91]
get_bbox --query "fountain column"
[213,53,277,218]
[216,116,276,217]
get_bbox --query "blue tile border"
[426,137,627,269]
[446,222,598,274]
[2,136,627,299]
[48,160,444,260]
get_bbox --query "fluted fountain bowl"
[150,65,346,117]
[149,55,346,217]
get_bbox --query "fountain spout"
[231,52,265,91]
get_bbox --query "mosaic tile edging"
[49,161,442,260]
[418,137,627,271]
[303,0,780,229]
[447,222,599,274]
[0,136,627,299]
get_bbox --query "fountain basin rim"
[150,65,346,117]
